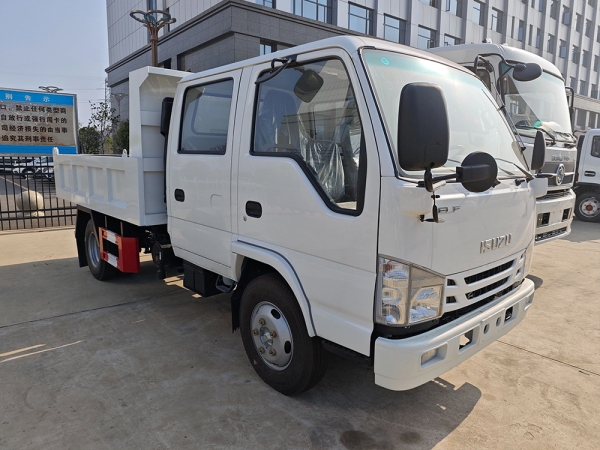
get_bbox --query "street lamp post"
[39,86,63,93]
[130,9,176,67]
[110,93,128,119]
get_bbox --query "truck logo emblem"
[480,234,512,253]
[555,164,565,185]
[551,155,569,161]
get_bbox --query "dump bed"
[54,67,187,226]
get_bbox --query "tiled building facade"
[107,0,600,130]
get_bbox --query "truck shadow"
[562,219,600,243]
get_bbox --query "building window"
[572,46,580,64]
[256,0,275,7]
[348,3,374,35]
[597,25,600,43]
[559,40,567,58]
[550,1,558,19]
[562,6,571,25]
[538,0,545,12]
[260,41,276,55]
[293,0,332,24]
[576,109,586,128]
[417,26,436,50]
[518,20,525,42]
[585,20,593,38]
[575,14,582,32]
[580,80,588,96]
[528,25,533,45]
[583,50,590,68]
[384,15,406,45]
[591,85,599,100]
[491,8,502,33]
[570,77,577,89]
[536,28,541,49]
[420,0,437,6]
[594,55,599,72]
[444,34,461,46]
[472,1,484,26]
[446,0,462,17]
[589,112,597,128]
[547,34,555,54]
[590,0,598,8]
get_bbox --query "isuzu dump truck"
[429,43,577,244]
[54,36,547,395]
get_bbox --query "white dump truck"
[55,36,548,395]
[574,130,600,222]
[429,43,577,244]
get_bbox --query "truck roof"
[181,35,477,84]
[428,43,563,80]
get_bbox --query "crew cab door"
[235,50,381,355]
[581,133,600,186]
[168,70,241,270]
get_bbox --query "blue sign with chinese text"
[0,88,78,155]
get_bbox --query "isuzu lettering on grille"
[480,234,512,253]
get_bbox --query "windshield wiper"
[495,158,533,181]
[514,124,557,146]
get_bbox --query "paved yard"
[0,223,598,449]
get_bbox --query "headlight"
[375,257,445,326]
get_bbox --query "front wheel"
[240,273,327,395]
[84,219,116,280]
[574,192,600,222]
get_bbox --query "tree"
[88,101,119,153]
[78,126,101,154]
[113,119,129,153]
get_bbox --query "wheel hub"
[580,197,600,217]
[250,302,293,371]
[87,232,100,268]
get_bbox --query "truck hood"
[378,177,536,275]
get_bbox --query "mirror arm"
[255,55,298,85]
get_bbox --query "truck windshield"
[502,70,574,143]
[362,49,526,178]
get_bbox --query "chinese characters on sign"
[0,89,77,154]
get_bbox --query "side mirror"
[531,130,546,171]
[294,69,324,103]
[456,152,498,193]
[398,83,449,171]
[512,63,542,82]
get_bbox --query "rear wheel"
[21,168,34,179]
[574,192,600,222]
[84,219,116,280]
[240,273,327,395]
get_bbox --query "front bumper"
[374,278,535,391]
[534,190,575,244]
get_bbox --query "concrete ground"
[0,223,598,450]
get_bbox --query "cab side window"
[252,58,366,214]
[591,136,600,158]
[179,79,234,154]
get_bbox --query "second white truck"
[54,37,548,395]
[429,43,577,244]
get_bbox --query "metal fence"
[0,155,76,231]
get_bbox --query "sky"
[1,0,110,125]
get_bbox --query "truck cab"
[429,43,577,244]
[55,36,543,394]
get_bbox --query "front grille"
[466,277,509,300]
[465,261,513,285]
[541,161,575,173]
[548,174,574,186]
[535,227,568,242]
[538,189,571,201]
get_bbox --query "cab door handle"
[174,189,185,202]
[246,201,262,218]
[584,171,596,176]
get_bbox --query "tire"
[84,219,116,280]
[574,191,600,222]
[21,168,34,179]
[240,273,327,395]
